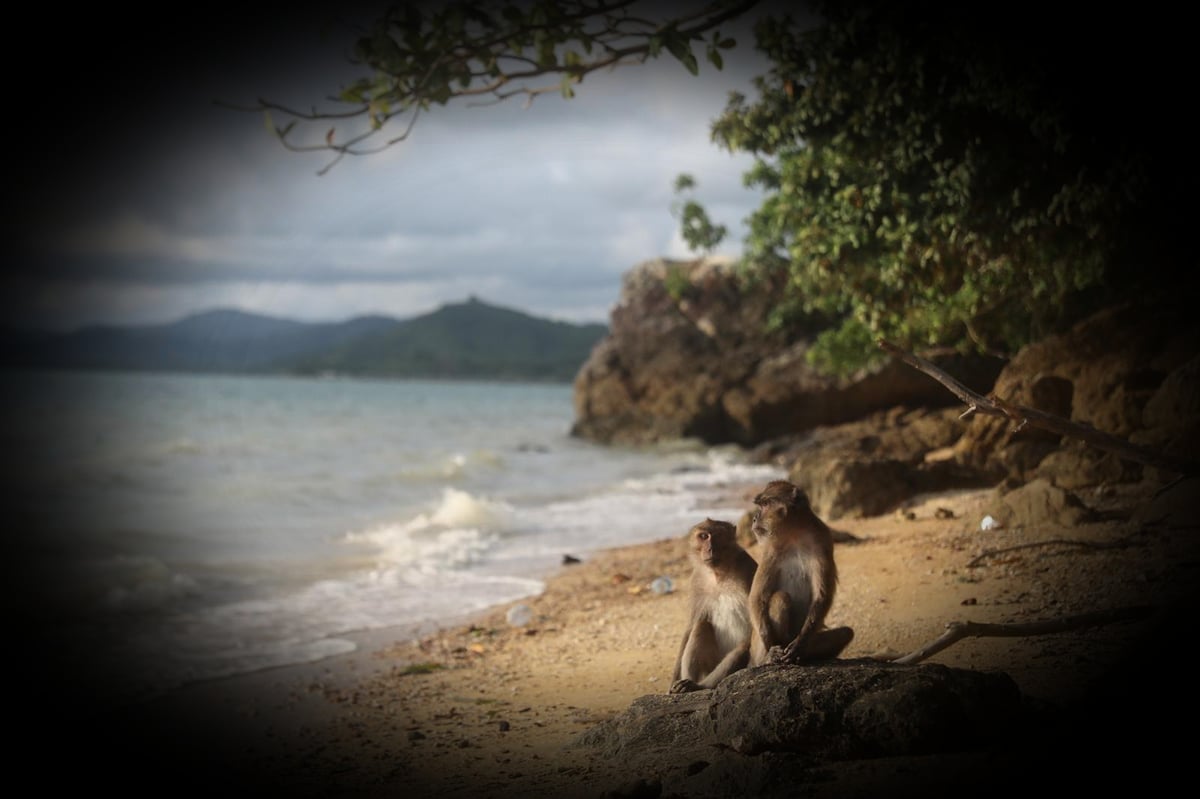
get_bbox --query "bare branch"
[877,339,1200,477]
[891,605,1155,665]
[236,0,764,173]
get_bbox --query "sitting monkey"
[748,480,853,666]
[669,518,757,693]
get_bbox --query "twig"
[966,537,1138,568]
[891,605,1156,665]
[877,340,1200,477]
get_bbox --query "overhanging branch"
[877,340,1200,477]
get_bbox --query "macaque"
[669,518,758,693]
[748,480,853,666]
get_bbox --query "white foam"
[343,487,516,573]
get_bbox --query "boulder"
[954,300,1200,483]
[576,661,1026,798]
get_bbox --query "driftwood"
[877,339,1200,477]
[874,340,1183,665]
[892,605,1155,665]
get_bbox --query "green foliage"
[662,262,693,302]
[256,1,759,174]
[258,1,1190,376]
[700,1,1187,373]
[670,173,727,254]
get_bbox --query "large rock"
[571,257,1004,446]
[576,661,1026,798]
[953,300,1200,483]
[754,406,995,518]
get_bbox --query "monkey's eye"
[698,532,709,540]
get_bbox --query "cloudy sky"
[8,2,797,332]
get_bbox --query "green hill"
[2,298,608,383]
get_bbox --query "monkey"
[747,479,854,667]
[669,518,758,693]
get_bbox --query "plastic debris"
[505,603,533,626]
[980,514,1000,531]
[649,576,675,595]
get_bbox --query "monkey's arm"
[695,640,750,689]
[670,627,692,685]
[747,576,781,667]
[782,560,834,660]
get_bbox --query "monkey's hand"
[669,678,704,694]
[766,645,793,665]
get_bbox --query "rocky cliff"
[571,257,1005,447]
[573,257,1199,521]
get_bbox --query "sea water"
[4,369,782,706]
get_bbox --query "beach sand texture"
[55,479,1196,797]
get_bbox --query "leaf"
[326,127,335,145]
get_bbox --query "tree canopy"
[256,1,1191,373]
[703,1,1191,373]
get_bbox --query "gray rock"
[575,661,1026,798]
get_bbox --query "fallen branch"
[891,605,1155,665]
[877,340,1200,477]
[966,537,1139,568]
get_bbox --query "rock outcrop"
[573,258,1198,523]
[953,300,1200,485]
[570,257,1005,446]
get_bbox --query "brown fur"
[669,518,758,693]
[747,480,853,666]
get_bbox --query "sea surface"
[4,369,782,706]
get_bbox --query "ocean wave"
[343,487,516,573]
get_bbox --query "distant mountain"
[1,298,609,383]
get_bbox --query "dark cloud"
[8,2,774,330]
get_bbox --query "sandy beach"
[50,477,1197,797]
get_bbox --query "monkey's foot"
[774,627,856,665]
[669,678,704,694]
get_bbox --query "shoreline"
[47,480,1198,796]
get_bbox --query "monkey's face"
[690,519,734,564]
[751,499,788,540]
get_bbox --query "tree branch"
[236,0,763,173]
[891,605,1155,665]
[877,339,1200,477]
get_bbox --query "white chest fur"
[776,551,814,615]
[709,591,751,653]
